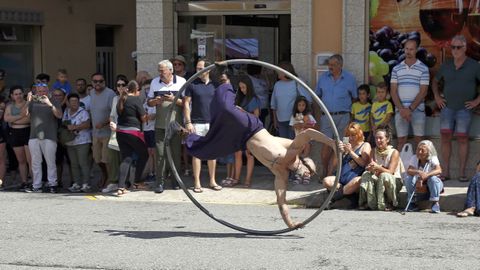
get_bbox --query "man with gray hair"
[432,35,480,181]
[315,54,357,177]
[147,59,186,193]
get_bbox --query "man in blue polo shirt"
[432,35,480,181]
[390,39,429,151]
[315,54,357,177]
[183,59,221,193]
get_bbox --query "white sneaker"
[81,184,91,193]
[68,183,82,193]
[102,183,118,193]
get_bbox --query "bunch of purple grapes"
[369,26,437,71]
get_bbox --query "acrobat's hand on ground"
[289,221,304,229]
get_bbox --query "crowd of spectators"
[0,34,479,217]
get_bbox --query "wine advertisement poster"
[369,0,479,116]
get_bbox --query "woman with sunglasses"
[100,76,127,194]
[114,80,148,195]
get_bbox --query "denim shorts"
[440,107,472,137]
[144,130,156,148]
[394,108,426,137]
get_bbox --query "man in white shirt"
[147,60,186,193]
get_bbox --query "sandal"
[384,204,394,212]
[457,209,475,217]
[133,183,148,190]
[221,178,233,185]
[242,182,251,188]
[302,174,311,185]
[222,179,239,187]
[459,176,469,182]
[209,185,222,191]
[113,188,128,196]
[192,187,203,193]
[293,174,302,185]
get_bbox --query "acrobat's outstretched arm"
[282,128,337,166]
[274,171,302,229]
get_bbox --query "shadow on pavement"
[99,229,303,239]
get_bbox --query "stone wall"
[136,0,175,76]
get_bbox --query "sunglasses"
[117,83,126,87]
[92,80,104,84]
[450,45,464,50]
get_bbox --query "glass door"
[177,14,290,72]
[178,16,224,72]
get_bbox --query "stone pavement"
[1,163,470,212]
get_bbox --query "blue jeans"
[405,175,443,202]
[465,173,480,215]
[277,121,294,139]
[440,107,472,136]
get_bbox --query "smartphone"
[342,137,349,144]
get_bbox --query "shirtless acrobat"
[246,128,336,228]
[175,70,337,229]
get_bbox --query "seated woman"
[457,161,480,217]
[358,126,403,211]
[175,71,337,228]
[322,122,371,207]
[405,140,443,213]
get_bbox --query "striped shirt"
[390,60,429,110]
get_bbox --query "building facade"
[136,0,365,87]
[0,0,136,88]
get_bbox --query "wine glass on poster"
[467,0,480,60]
[419,0,470,62]
[468,0,480,45]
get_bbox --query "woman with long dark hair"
[4,86,31,190]
[230,75,261,188]
[358,125,403,211]
[114,80,148,195]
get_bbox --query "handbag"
[58,126,76,145]
[59,108,84,145]
[400,143,414,180]
[108,131,120,151]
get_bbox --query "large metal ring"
[165,59,342,235]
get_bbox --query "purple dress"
[185,83,264,160]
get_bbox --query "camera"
[31,95,45,102]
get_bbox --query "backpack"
[399,143,415,180]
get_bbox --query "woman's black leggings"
[116,132,148,183]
